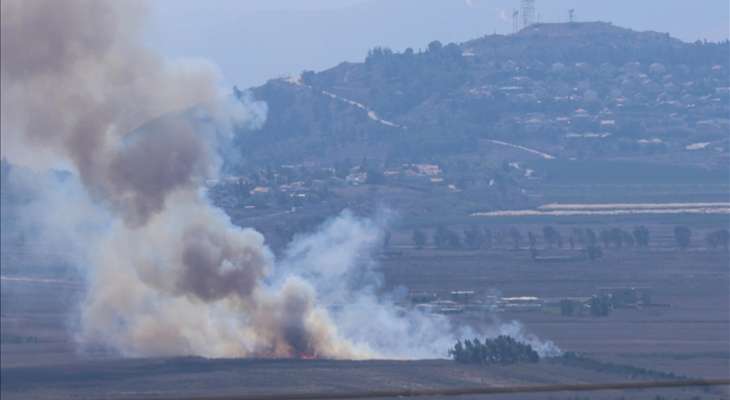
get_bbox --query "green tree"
[274,190,292,207]
[527,231,537,249]
[434,225,461,249]
[300,70,316,85]
[334,159,352,179]
[600,229,612,248]
[620,230,634,247]
[509,228,523,250]
[365,169,385,185]
[483,228,493,249]
[427,40,443,53]
[450,340,465,362]
[589,296,611,317]
[560,300,576,316]
[632,226,650,247]
[572,227,586,248]
[464,226,485,250]
[412,229,427,249]
[542,226,561,248]
[585,228,598,247]
[586,245,603,261]
[673,226,692,249]
[705,229,729,250]
[449,335,539,365]
[610,228,624,248]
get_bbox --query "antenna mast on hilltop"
[512,9,520,33]
[521,0,536,28]
[569,9,575,23]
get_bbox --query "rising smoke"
[1,0,559,359]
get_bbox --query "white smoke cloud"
[277,210,560,359]
[279,210,464,358]
[488,320,562,358]
[0,167,108,276]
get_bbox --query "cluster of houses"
[207,162,452,212]
[461,58,729,155]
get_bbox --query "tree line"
[410,225,729,252]
[449,335,539,365]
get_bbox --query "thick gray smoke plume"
[1,0,222,224]
[2,0,355,358]
[1,0,559,359]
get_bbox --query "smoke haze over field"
[1,0,559,359]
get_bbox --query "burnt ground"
[1,222,729,399]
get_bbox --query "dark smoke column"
[1,0,365,359]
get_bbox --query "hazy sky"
[147,0,730,89]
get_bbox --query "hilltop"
[235,22,728,171]
[188,21,729,232]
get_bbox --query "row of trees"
[542,226,652,249]
[560,296,612,317]
[706,228,730,249]
[412,225,648,250]
[674,226,730,250]
[449,335,539,365]
[411,225,729,251]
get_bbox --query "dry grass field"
[1,221,728,399]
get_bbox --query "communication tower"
[569,9,575,23]
[521,0,536,28]
[512,9,520,33]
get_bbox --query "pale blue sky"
[147,0,730,89]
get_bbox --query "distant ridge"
[514,21,675,40]
[232,22,728,170]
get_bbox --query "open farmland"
[2,215,728,399]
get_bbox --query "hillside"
[238,22,728,170]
